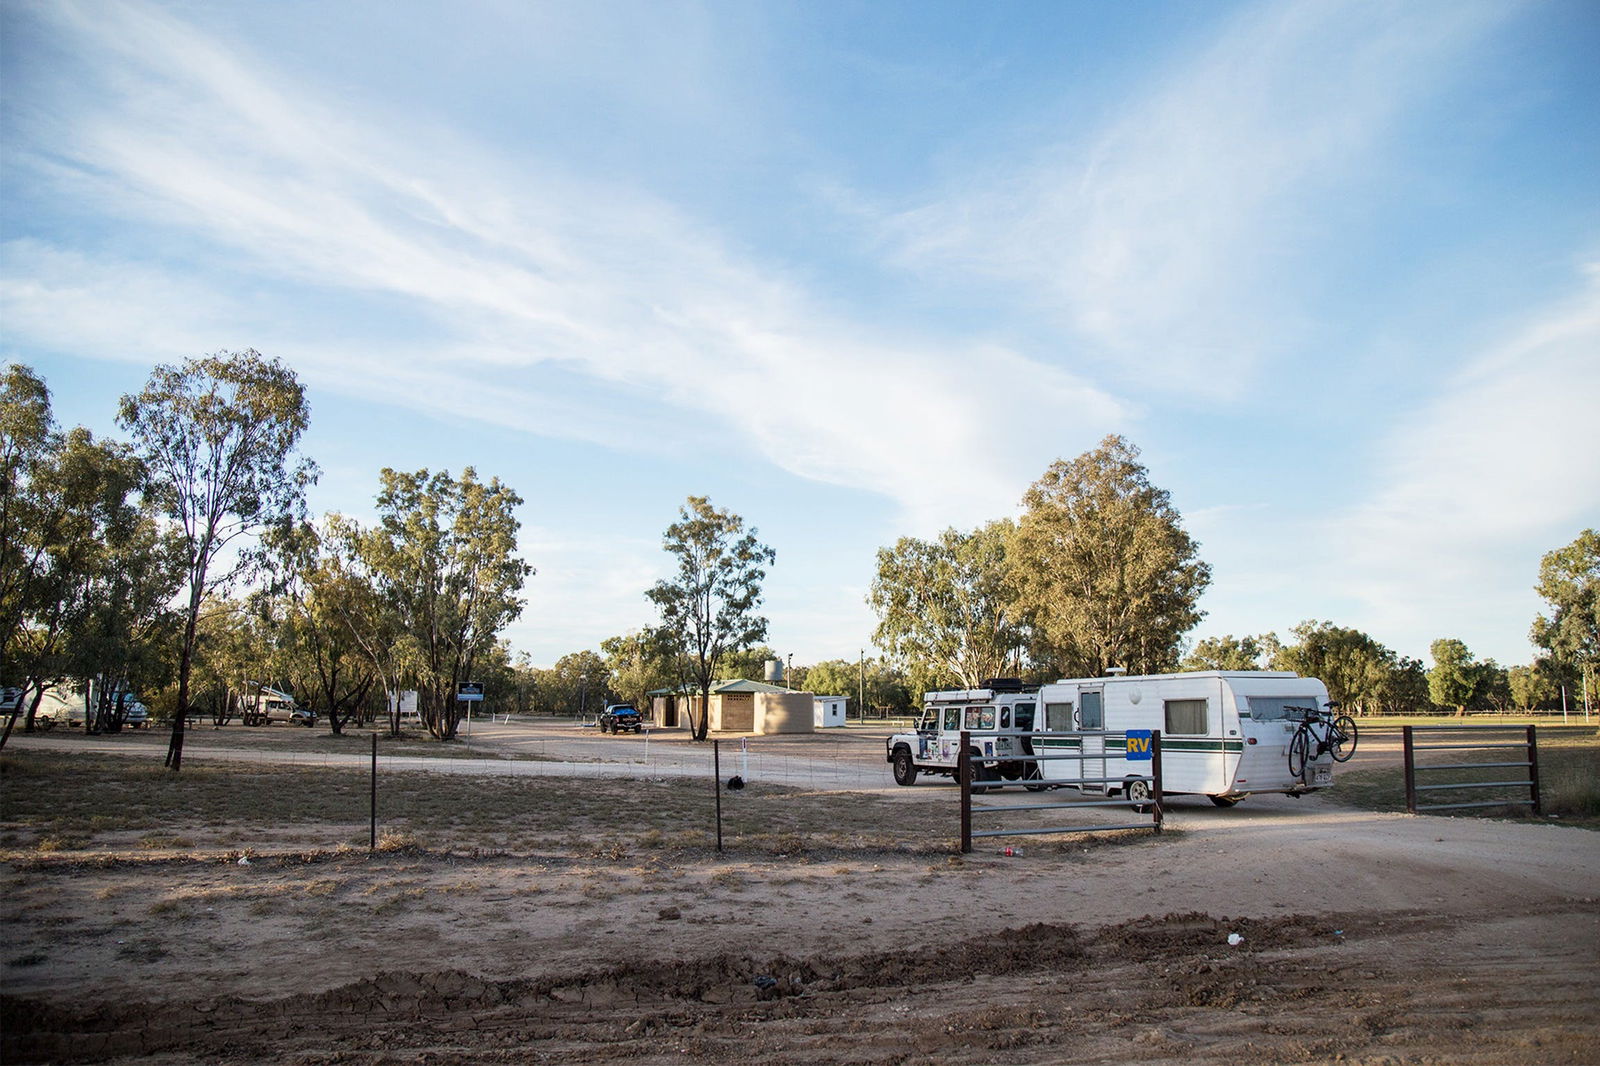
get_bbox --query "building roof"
[646,679,794,696]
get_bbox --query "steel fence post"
[714,739,723,853]
[959,730,972,854]
[1526,724,1542,816]
[1151,730,1164,833]
[369,732,378,850]
[1402,725,1416,814]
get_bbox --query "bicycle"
[1286,707,1358,779]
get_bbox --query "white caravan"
[886,671,1338,806]
[1032,670,1336,806]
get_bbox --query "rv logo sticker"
[1125,730,1153,761]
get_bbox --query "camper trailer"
[887,670,1341,806]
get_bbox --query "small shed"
[814,696,847,728]
[647,679,815,735]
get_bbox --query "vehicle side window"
[979,708,996,730]
[964,706,982,730]
[944,706,960,731]
[1045,702,1073,730]
[1000,707,1012,729]
[1165,698,1208,735]
[1079,691,1104,730]
[1014,702,1036,731]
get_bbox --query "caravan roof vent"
[1105,666,1129,677]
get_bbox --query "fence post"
[1402,726,1416,814]
[1151,730,1164,833]
[959,730,972,854]
[1526,724,1542,816]
[369,732,378,850]
[713,739,724,853]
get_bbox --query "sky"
[2,0,1597,672]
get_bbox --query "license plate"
[1314,766,1332,786]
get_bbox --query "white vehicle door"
[1077,688,1106,792]
[1081,688,1107,787]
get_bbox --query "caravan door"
[1077,688,1106,793]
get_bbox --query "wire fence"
[6,721,1190,856]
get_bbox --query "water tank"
[764,659,784,683]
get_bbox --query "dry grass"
[1332,725,1599,827]
[0,750,957,859]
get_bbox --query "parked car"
[598,704,643,734]
[243,694,316,726]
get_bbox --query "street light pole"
[859,649,865,724]
[579,673,588,722]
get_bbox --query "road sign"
[456,682,484,702]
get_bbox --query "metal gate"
[957,728,1164,853]
[1403,724,1541,815]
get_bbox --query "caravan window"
[1165,699,1208,735]
[1045,702,1073,731]
[1247,696,1319,722]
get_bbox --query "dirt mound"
[0,912,1354,1063]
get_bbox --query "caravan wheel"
[1208,795,1240,808]
[1125,777,1153,812]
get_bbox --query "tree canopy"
[1531,529,1598,705]
[356,467,533,740]
[1012,435,1211,677]
[869,520,1022,689]
[118,350,316,769]
[646,496,774,741]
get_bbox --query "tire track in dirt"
[11,908,1582,1065]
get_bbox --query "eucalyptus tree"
[1012,436,1210,678]
[1428,638,1485,716]
[118,351,316,770]
[600,630,678,713]
[1270,622,1400,715]
[258,520,379,735]
[870,520,1023,689]
[646,496,774,741]
[1,426,168,742]
[1181,635,1266,672]
[0,364,56,672]
[357,468,532,740]
[1531,529,1598,711]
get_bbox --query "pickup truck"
[598,704,643,734]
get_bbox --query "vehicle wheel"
[1330,715,1358,762]
[1209,795,1240,807]
[1287,726,1310,778]
[1125,777,1154,812]
[38,718,55,731]
[892,749,919,786]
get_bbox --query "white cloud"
[881,0,1514,394]
[1330,261,1600,653]
[5,0,1127,531]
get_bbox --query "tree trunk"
[167,596,200,771]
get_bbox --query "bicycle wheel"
[1287,726,1310,779]
[1330,715,1358,762]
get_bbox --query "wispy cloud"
[1,0,1125,531]
[1331,260,1600,652]
[881,0,1515,394]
